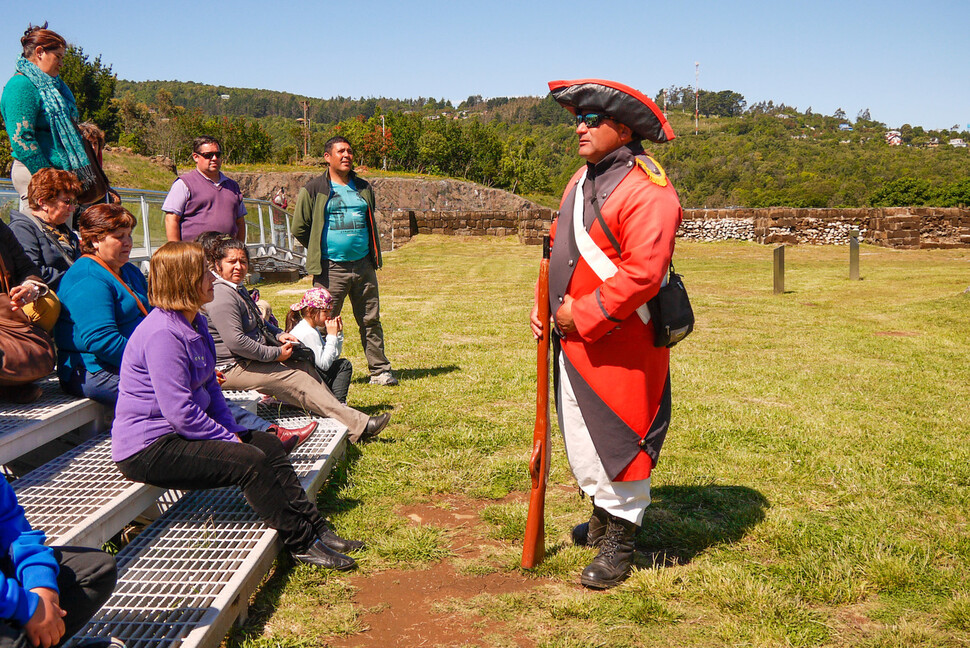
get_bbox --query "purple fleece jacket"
[111,308,246,462]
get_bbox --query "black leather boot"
[571,503,608,548]
[292,539,356,571]
[319,526,364,553]
[580,514,638,589]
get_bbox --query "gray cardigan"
[205,275,283,366]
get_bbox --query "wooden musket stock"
[522,236,552,569]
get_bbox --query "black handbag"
[646,262,694,348]
[288,342,316,365]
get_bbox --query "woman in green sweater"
[1,24,95,211]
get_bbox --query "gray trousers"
[221,357,369,441]
[313,257,391,377]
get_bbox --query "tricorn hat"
[547,78,675,143]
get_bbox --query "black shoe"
[320,526,364,553]
[360,412,391,441]
[292,539,356,571]
[580,514,638,589]
[0,383,43,404]
[572,504,609,548]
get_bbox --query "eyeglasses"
[196,150,222,159]
[575,113,612,128]
[56,196,77,206]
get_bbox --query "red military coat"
[548,143,682,482]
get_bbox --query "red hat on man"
[548,79,676,144]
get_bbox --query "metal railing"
[0,179,300,265]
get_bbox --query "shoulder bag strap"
[571,171,665,324]
[84,254,148,317]
[22,212,76,267]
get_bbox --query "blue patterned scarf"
[15,56,95,187]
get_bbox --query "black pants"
[116,431,325,553]
[321,358,353,404]
[0,547,116,648]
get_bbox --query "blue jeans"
[61,368,121,406]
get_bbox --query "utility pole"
[298,100,310,159]
[694,61,699,135]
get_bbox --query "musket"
[522,236,552,569]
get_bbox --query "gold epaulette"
[635,155,668,187]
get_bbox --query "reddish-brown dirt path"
[325,497,546,647]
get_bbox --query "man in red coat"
[531,79,682,588]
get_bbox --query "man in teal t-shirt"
[324,182,370,262]
[293,136,397,386]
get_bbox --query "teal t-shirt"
[323,180,370,262]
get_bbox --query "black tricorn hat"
[548,78,675,143]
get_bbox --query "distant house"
[885,131,902,146]
[220,94,230,100]
[949,138,967,148]
[838,123,853,131]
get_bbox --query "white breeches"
[557,352,651,525]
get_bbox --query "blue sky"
[4,0,968,130]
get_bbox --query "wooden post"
[849,229,860,280]
[773,245,785,294]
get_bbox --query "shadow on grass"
[636,484,769,566]
[315,443,364,517]
[353,364,461,383]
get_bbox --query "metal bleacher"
[1,377,349,648]
[70,416,346,648]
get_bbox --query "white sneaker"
[369,371,399,386]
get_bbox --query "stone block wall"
[385,208,554,249]
[372,205,970,251]
[680,206,970,249]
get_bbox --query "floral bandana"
[290,287,333,312]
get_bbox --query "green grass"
[233,235,970,647]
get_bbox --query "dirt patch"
[325,497,545,647]
[874,331,919,337]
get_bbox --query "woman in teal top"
[54,204,146,404]
[0,24,95,211]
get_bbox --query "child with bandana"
[285,287,353,403]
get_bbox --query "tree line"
[3,49,970,208]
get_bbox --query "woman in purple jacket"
[111,242,361,571]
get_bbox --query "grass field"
[231,235,970,647]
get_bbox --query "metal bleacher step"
[15,432,164,548]
[68,416,348,648]
[14,390,270,548]
[0,377,105,466]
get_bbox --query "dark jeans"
[321,358,353,404]
[116,431,325,553]
[314,258,391,377]
[61,368,120,407]
[0,547,116,648]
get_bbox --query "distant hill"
[112,80,970,209]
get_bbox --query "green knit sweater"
[1,73,76,174]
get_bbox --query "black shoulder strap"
[587,177,675,276]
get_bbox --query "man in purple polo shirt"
[162,135,247,243]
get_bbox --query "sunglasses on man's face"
[575,113,611,128]
[196,150,222,160]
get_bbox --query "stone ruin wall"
[382,206,970,251]
[680,207,970,249]
[229,173,970,250]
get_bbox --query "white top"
[289,318,342,372]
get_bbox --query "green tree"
[59,45,118,140]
